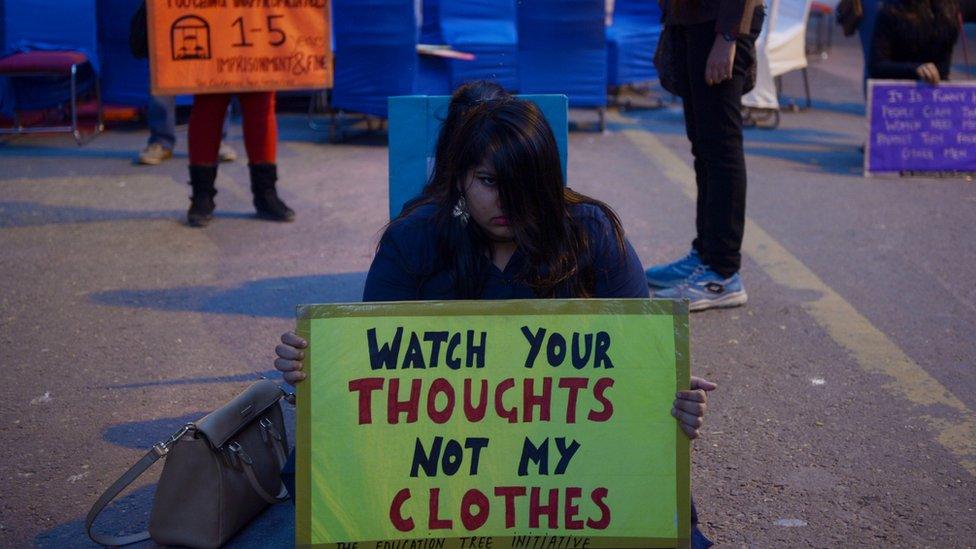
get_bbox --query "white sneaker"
[137,143,173,165]
[218,142,238,162]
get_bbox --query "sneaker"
[218,142,238,163]
[138,143,173,165]
[653,266,747,312]
[645,249,703,289]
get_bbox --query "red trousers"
[188,91,277,165]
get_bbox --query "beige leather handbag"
[86,380,291,548]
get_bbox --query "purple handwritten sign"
[866,80,976,176]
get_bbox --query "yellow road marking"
[618,120,976,477]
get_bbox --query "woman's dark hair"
[393,88,627,298]
[889,0,960,37]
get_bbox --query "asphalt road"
[1,33,974,547]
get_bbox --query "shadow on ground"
[37,482,293,548]
[104,370,280,391]
[103,412,211,449]
[0,200,274,228]
[90,273,367,318]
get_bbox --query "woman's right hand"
[916,62,940,84]
[275,331,307,385]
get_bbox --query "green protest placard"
[296,299,690,548]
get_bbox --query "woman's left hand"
[672,376,717,440]
[705,35,736,86]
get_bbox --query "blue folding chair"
[387,94,568,219]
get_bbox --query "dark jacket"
[661,0,757,35]
[869,0,960,80]
[363,203,649,301]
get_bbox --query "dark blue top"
[363,203,649,301]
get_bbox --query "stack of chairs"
[517,0,607,129]
[438,0,519,91]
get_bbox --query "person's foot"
[254,192,295,222]
[645,249,703,289]
[218,142,238,163]
[137,143,173,165]
[653,267,747,312]
[187,193,216,227]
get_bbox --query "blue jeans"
[147,95,231,149]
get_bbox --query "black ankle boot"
[250,163,295,222]
[187,165,218,227]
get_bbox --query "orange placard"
[147,0,332,95]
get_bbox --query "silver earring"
[452,195,470,226]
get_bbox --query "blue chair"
[516,0,607,128]
[607,0,663,86]
[387,94,568,219]
[331,0,450,118]
[438,0,518,91]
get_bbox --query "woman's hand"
[705,35,736,86]
[916,63,941,84]
[672,376,718,439]
[275,331,308,385]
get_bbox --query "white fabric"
[742,0,813,109]
[767,0,814,76]
[742,5,779,109]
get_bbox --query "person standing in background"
[646,0,763,311]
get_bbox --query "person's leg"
[148,95,176,148]
[218,100,238,162]
[645,25,706,289]
[685,98,710,259]
[188,93,231,165]
[684,23,751,279]
[239,91,294,221]
[139,95,176,164]
[186,93,232,226]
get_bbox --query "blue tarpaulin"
[516,0,607,108]
[97,0,150,106]
[437,0,518,91]
[331,0,449,117]
[607,0,662,86]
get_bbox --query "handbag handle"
[227,418,291,504]
[85,424,191,546]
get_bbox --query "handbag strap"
[228,418,290,504]
[86,425,192,546]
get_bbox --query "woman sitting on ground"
[275,84,717,547]
[869,0,961,84]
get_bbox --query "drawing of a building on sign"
[171,15,211,61]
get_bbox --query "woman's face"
[461,161,514,242]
